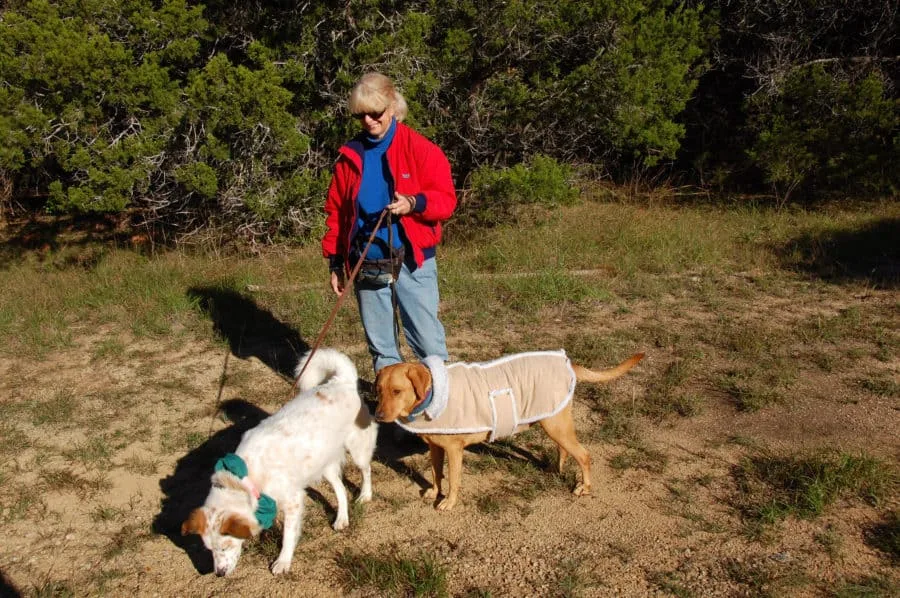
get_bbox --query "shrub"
[747,66,899,203]
[465,155,578,227]
[1,0,708,241]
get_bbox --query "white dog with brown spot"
[182,348,377,576]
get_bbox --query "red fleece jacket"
[322,121,457,270]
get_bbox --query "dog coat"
[395,350,577,442]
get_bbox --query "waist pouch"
[355,246,404,286]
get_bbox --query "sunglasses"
[351,109,386,121]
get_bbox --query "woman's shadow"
[187,285,309,379]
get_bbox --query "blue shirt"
[355,118,404,260]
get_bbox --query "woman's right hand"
[330,270,345,295]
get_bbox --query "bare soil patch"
[0,270,897,597]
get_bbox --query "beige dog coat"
[396,350,576,442]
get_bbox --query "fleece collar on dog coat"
[396,350,576,442]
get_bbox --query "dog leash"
[386,211,404,360]
[286,208,390,400]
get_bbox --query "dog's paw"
[356,490,372,503]
[422,487,439,500]
[271,559,292,575]
[332,515,349,531]
[435,497,457,511]
[573,482,591,497]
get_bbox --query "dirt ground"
[0,276,897,597]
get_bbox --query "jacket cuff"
[328,255,344,273]
[411,193,426,214]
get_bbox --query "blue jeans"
[355,257,448,373]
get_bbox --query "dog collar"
[214,453,277,530]
[406,385,433,422]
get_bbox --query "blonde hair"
[349,72,409,122]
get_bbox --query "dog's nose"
[374,410,384,421]
[215,567,228,577]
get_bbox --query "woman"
[322,72,457,373]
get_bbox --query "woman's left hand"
[388,192,416,215]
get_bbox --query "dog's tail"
[294,348,359,391]
[572,353,645,383]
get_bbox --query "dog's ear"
[181,508,207,536]
[220,514,256,539]
[407,363,432,404]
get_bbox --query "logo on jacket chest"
[401,173,411,179]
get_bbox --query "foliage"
[1,0,707,241]
[748,66,898,202]
[683,0,899,197]
[465,154,577,227]
[0,0,321,241]
[4,0,895,239]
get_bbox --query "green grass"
[0,491,46,524]
[91,504,125,523]
[648,571,695,598]
[642,359,704,418]
[608,442,668,473]
[0,249,266,359]
[30,390,77,426]
[474,492,502,515]
[564,330,643,368]
[103,523,150,559]
[66,437,113,468]
[717,367,787,412]
[798,307,865,343]
[121,453,158,476]
[467,438,574,505]
[41,469,112,496]
[815,525,845,561]
[335,548,449,597]
[855,375,900,398]
[830,575,898,598]
[0,423,32,457]
[723,556,809,597]
[555,556,595,598]
[1,201,896,365]
[733,450,896,534]
[28,579,77,598]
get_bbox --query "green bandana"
[214,453,277,530]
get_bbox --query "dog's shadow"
[357,379,433,491]
[153,399,271,573]
[0,569,21,598]
[356,381,548,495]
[373,423,432,490]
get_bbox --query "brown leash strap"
[387,211,404,359]
[286,208,389,400]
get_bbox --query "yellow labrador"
[374,350,644,510]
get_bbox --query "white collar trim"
[421,355,449,420]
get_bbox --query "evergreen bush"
[466,154,578,228]
[748,66,898,202]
